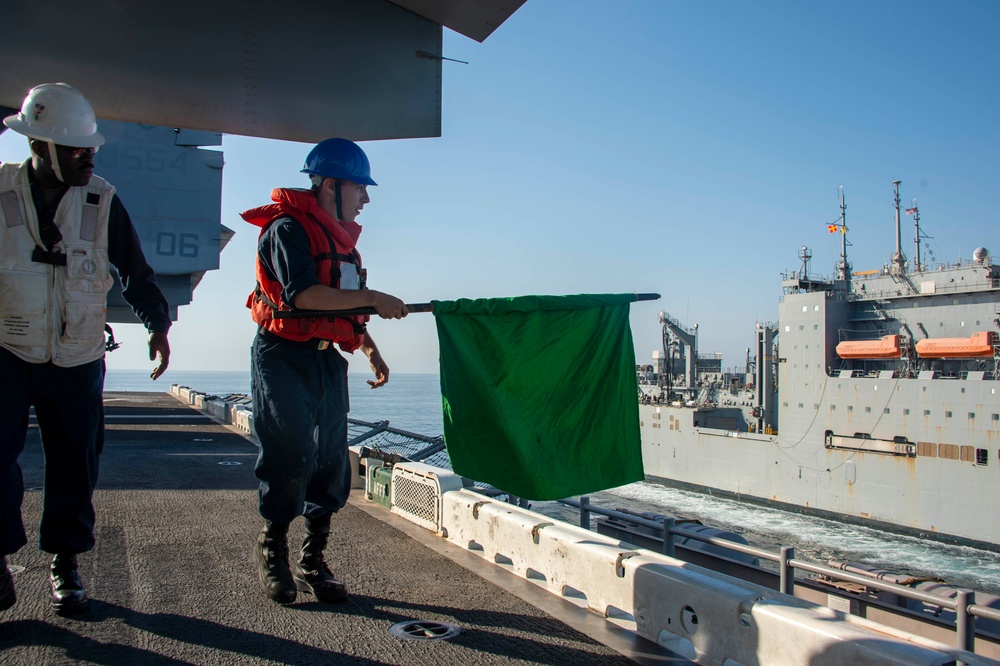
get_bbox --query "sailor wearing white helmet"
[0,83,172,615]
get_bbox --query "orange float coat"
[242,188,367,352]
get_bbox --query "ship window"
[961,388,966,394]
[961,321,966,327]
[969,412,975,419]
[924,409,931,416]
[799,325,804,331]
[939,443,959,459]
[813,324,819,330]
[960,446,974,462]
[904,408,910,415]
[993,414,999,421]
[865,406,871,413]
[946,411,953,418]
[976,320,981,325]
[814,305,819,311]
[802,305,808,312]
[814,403,819,409]
[977,449,989,466]
[847,405,853,412]
[785,326,790,332]
[798,403,803,408]
[884,408,890,414]
[831,405,836,411]
[783,402,788,407]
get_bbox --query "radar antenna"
[798,246,813,280]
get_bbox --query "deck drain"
[389,620,461,641]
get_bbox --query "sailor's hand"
[366,350,390,389]
[369,291,408,320]
[148,332,170,380]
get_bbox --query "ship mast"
[890,180,907,275]
[907,199,922,272]
[836,186,852,281]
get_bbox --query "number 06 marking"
[155,232,200,258]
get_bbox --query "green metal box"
[369,465,393,510]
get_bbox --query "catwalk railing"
[563,495,1000,656]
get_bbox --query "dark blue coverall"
[0,173,171,557]
[251,217,353,524]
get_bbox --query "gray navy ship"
[638,182,999,552]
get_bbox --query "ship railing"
[849,279,996,300]
[561,495,999,655]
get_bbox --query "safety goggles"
[56,144,100,158]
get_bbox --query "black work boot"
[0,556,15,611]
[255,521,296,604]
[50,553,88,615]
[293,514,348,603]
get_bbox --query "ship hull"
[640,397,1000,552]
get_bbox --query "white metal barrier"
[390,462,465,532]
[431,484,991,666]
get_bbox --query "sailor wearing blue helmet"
[242,138,407,605]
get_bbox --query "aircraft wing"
[0,0,526,143]
[0,0,525,324]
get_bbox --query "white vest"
[0,160,114,366]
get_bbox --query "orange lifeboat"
[836,335,902,359]
[915,331,998,358]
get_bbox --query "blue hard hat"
[301,138,377,186]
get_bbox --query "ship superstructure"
[639,183,1000,550]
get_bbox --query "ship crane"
[658,311,698,399]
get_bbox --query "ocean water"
[104,368,444,436]
[104,368,1000,596]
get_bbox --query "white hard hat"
[3,83,105,148]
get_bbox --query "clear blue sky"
[3,1,998,377]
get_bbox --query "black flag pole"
[273,303,434,319]
[272,293,660,319]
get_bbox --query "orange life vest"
[242,188,367,352]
